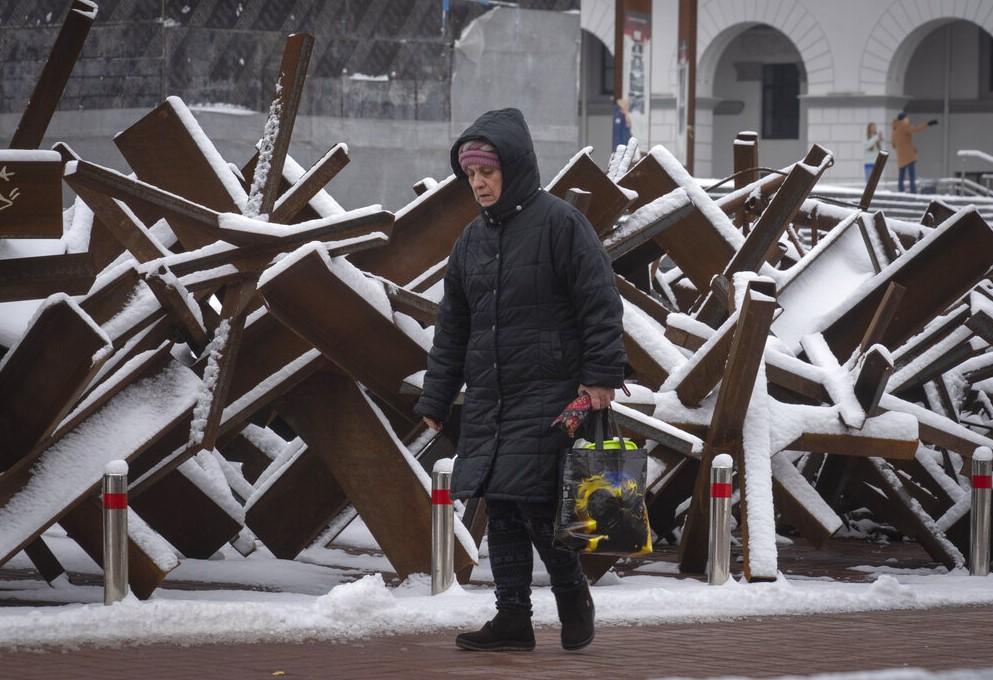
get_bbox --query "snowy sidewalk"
[1,605,991,680]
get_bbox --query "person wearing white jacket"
[864,122,883,181]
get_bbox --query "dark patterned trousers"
[486,498,587,614]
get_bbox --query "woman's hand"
[423,417,443,432]
[579,385,615,410]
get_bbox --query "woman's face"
[868,123,877,136]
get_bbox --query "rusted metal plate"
[244,441,349,560]
[258,247,425,419]
[674,314,738,406]
[786,430,917,460]
[191,279,256,452]
[680,288,777,574]
[384,283,439,326]
[623,332,670,390]
[0,296,112,472]
[822,209,993,358]
[58,496,174,600]
[224,311,317,407]
[616,275,669,325]
[771,457,840,549]
[220,208,394,250]
[9,1,97,150]
[216,350,328,447]
[732,133,759,229]
[852,346,892,417]
[696,157,822,326]
[218,431,275,484]
[143,267,210,354]
[0,252,94,303]
[0,153,64,237]
[271,144,349,224]
[547,151,631,235]
[49,342,174,445]
[130,466,241,559]
[251,33,315,218]
[852,458,963,570]
[112,98,242,249]
[64,159,222,250]
[22,538,65,584]
[273,370,474,580]
[618,153,736,292]
[603,193,695,263]
[130,340,328,495]
[73,184,170,264]
[0,358,199,570]
[348,175,477,286]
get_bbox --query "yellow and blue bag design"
[554,410,653,555]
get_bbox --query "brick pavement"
[1,605,990,680]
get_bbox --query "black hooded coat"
[414,109,626,503]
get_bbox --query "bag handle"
[592,407,625,450]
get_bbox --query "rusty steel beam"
[245,440,350,560]
[732,132,759,230]
[258,247,426,419]
[273,370,475,580]
[822,209,993,358]
[130,465,241,559]
[58,496,175,600]
[859,151,889,211]
[349,175,478,286]
[547,151,631,235]
[680,288,777,575]
[251,33,315,218]
[9,1,97,149]
[270,144,349,224]
[64,159,222,245]
[0,296,112,471]
[0,252,94,303]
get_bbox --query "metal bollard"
[103,460,129,605]
[431,459,454,595]
[971,447,992,576]
[707,453,734,585]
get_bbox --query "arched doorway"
[702,24,808,179]
[890,19,993,185]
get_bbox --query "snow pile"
[2,569,993,650]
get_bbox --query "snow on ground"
[1,522,993,651]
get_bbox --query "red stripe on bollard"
[103,492,127,510]
[432,489,451,505]
[973,475,993,490]
[711,482,732,498]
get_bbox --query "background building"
[581,0,993,186]
[0,0,580,210]
[4,1,991,204]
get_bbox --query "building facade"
[581,0,993,185]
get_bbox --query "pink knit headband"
[459,140,500,172]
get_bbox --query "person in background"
[414,108,626,653]
[864,122,883,182]
[891,111,938,193]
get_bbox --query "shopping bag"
[554,408,653,556]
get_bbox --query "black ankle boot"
[555,582,595,650]
[455,609,536,651]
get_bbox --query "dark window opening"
[601,43,615,96]
[988,32,993,92]
[762,63,800,139]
